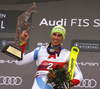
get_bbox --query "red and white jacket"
[16,43,83,86]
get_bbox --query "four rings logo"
[0,76,22,85]
[74,79,97,88]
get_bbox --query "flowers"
[47,65,70,84]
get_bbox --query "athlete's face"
[51,32,63,47]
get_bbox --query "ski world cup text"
[39,18,100,27]
[0,13,6,29]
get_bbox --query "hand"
[20,30,29,43]
[53,81,73,89]
[47,70,56,79]
[63,81,72,89]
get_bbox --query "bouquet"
[47,65,70,88]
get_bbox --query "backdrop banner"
[0,10,25,32]
[0,0,100,89]
[71,40,100,52]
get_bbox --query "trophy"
[1,2,37,61]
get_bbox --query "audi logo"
[74,79,97,88]
[0,76,22,85]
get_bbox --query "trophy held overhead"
[1,2,37,61]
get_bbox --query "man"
[16,25,83,89]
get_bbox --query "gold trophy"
[1,2,37,61]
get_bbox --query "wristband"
[70,80,74,87]
[20,42,25,46]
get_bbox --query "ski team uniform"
[16,44,83,89]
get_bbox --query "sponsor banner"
[37,42,49,46]
[0,10,24,32]
[0,59,17,64]
[78,62,99,67]
[39,18,100,28]
[0,10,32,32]
[0,38,29,50]
[0,76,22,85]
[71,40,100,52]
[74,79,97,88]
